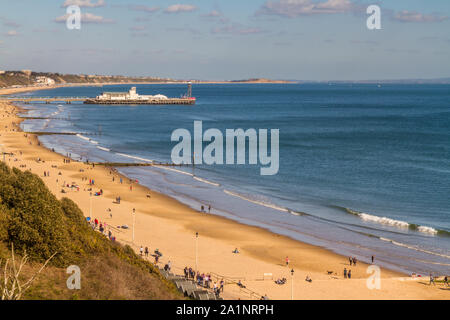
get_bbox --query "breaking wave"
[345,208,448,236]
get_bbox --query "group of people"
[183,266,225,297]
[349,256,357,266]
[200,205,211,213]
[343,268,352,279]
[139,246,150,257]
[429,274,449,286]
[87,216,116,242]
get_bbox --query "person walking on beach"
[145,247,149,257]
[429,273,435,286]
[220,279,224,292]
[353,257,357,266]
[344,268,347,279]
[371,255,375,264]
[348,270,352,279]
[140,246,144,256]
[285,256,289,267]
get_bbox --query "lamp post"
[132,208,136,244]
[291,269,294,300]
[89,192,92,218]
[195,232,199,272]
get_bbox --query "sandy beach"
[0,100,448,300]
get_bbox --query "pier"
[0,96,196,105]
[0,83,196,105]
[83,98,196,105]
[0,97,86,104]
[0,97,195,105]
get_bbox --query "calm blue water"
[17,84,450,275]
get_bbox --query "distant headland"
[0,70,294,89]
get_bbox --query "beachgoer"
[285,256,289,267]
[349,257,352,266]
[371,255,374,264]
[140,246,144,256]
[344,268,347,279]
[145,247,149,257]
[348,270,352,279]
[429,274,435,286]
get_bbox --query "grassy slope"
[0,163,183,300]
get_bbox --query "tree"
[1,244,56,300]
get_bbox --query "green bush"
[0,164,69,265]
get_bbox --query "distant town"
[0,70,296,89]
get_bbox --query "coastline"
[0,80,295,96]
[0,99,448,299]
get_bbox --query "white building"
[97,87,168,101]
[35,76,55,86]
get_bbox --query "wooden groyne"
[26,132,96,136]
[97,162,192,167]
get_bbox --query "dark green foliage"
[0,163,69,265]
[0,162,181,299]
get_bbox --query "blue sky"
[0,0,449,80]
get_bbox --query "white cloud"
[62,0,106,8]
[257,0,355,17]
[212,24,265,35]
[393,11,448,23]
[202,10,222,18]
[128,5,160,13]
[5,30,19,37]
[54,12,114,24]
[130,25,145,31]
[164,4,197,14]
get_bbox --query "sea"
[15,83,450,275]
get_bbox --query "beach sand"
[0,101,448,300]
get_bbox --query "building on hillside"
[35,76,56,86]
[22,70,32,76]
